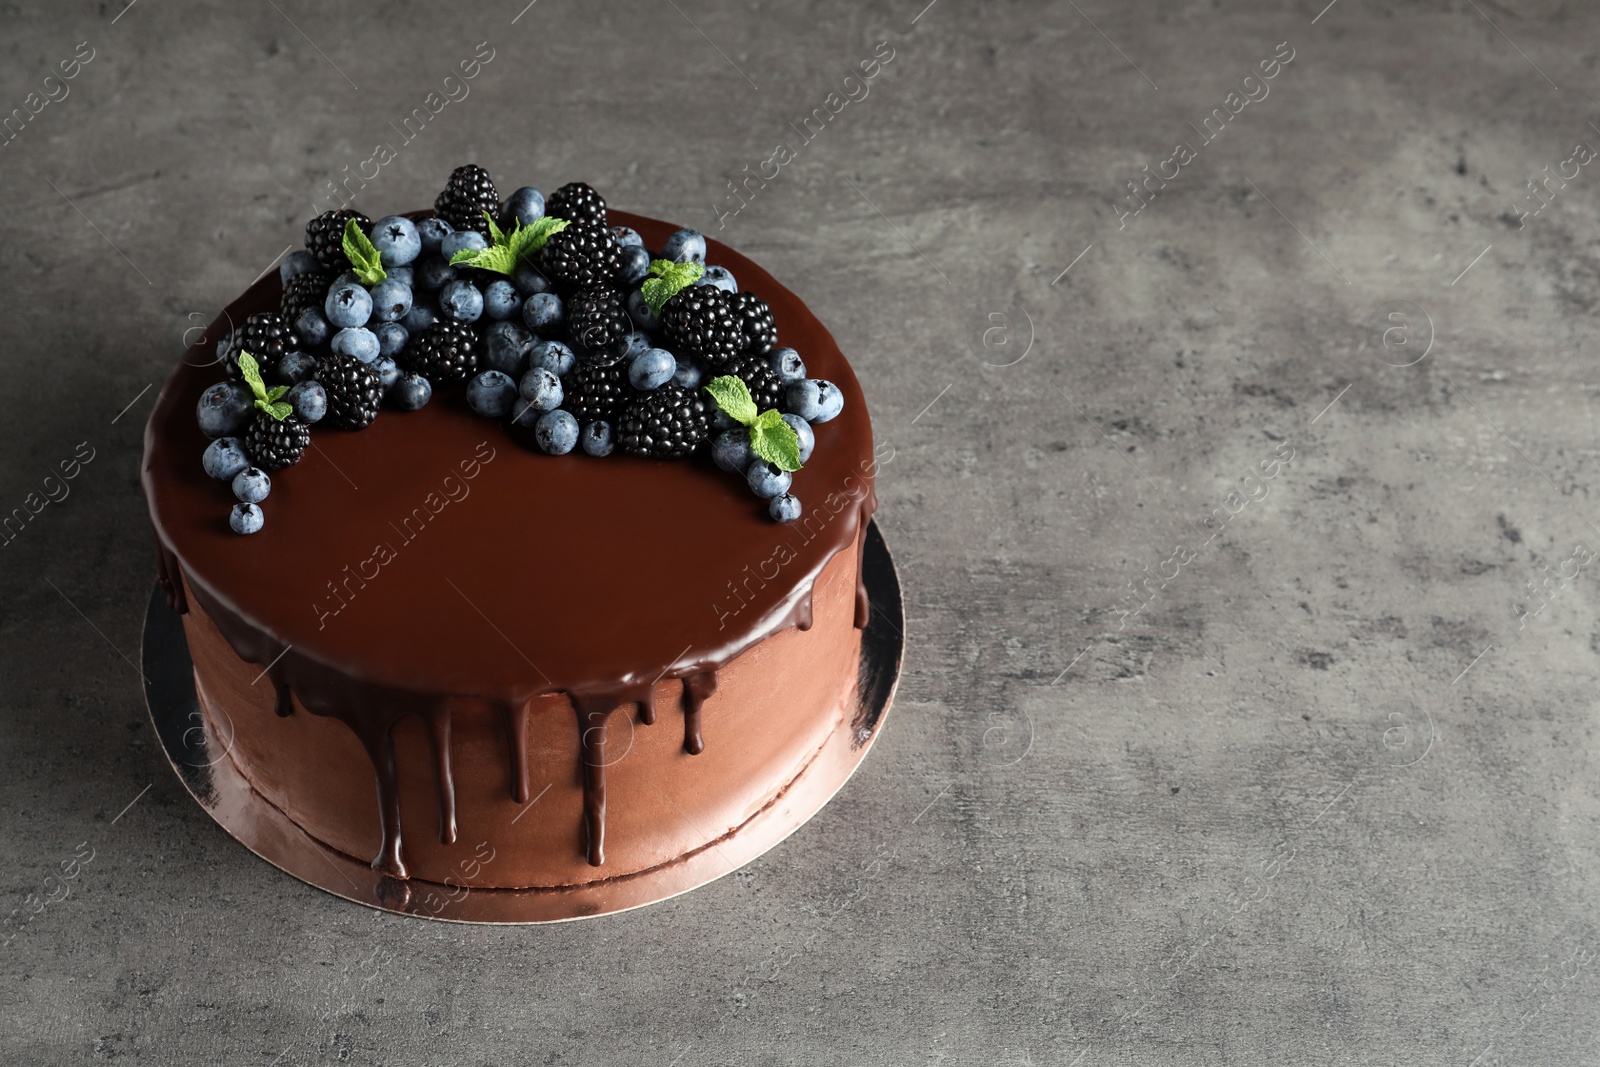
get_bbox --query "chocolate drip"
[638,686,657,725]
[356,723,407,879]
[273,680,294,717]
[853,512,871,629]
[681,673,717,755]
[573,697,621,866]
[155,546,188,615]
[425,707,458,845]
[506,699,533,804]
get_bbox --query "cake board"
[141,520,902,923]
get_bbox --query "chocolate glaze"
[143,211,877,877]
[682,673,716,755]
[273,681,293,718]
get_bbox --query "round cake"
[141,176,883,901]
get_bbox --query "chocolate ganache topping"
[143,211,879,878]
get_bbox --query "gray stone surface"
[3,0,1600,1062]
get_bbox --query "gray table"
[4,1,1596,1063]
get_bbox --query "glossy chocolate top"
[143,212,877,712]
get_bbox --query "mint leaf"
[749,408,802,471]
[342,217,386,285]
[238,351,268,403]
[641,259,705,315]
[449,243,517,274]
[704,375,757,426]
[266,400,293,421]
[509,216,569,264]
[483,210,506,247]
[265,384,290,403]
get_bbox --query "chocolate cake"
[142,176,884,901]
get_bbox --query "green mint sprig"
[704,375,802,471]
[641,259,704,316]
[238,351,292,421]
[342,217,387,286]
[448,212,569,275]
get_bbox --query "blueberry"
[325,282,372,329]
[512,262,551,296]
[391,373,432,411]
[534,409,579,454]
[279,249,320,285]
[375,321,409,359]
[373,356,402,394]
[229,502,264,535]
[697,265,737,293]
[522,292,564,333]
[467,370,518,418]
[415,255,457,292]
[784,378,843,423]
[232,466,271,504]
[746,460,792,500]
[483,321,534,376]
[287,380,327,423]
[672,360,705,389]
[712,429,753,473]
[332,327,380,363]
[416,216,453,255]
[277,350,318,385]
[618,330,652,363]
[332,269,361,289]
[483,279,522,321]
[581,420,615,457]
[768,413,811,463]
[295,307,332,347]
[368,278,413,323]
[617,245,651,285]
[441,230,488,260]
[663,228,707,265]
[768,347,805,383]
[385,265,415,290]
[629,348,677,391]
[371,215,421,266]
[401,300,438,335]
[518,367,563,412]
[712,409,740,431]
[196,381,253,438]
[439,280,484,323]
[769,493,803,523]
[502,186,545,228]
[203,437,250,480]
[611,225,644,248]
[625,288,659,331]
[530,339,576,376]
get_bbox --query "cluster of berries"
[194,166,845,533]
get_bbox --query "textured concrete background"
[4,0,1600,1063]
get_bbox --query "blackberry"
[305,209,371,270]
[560,361,634,424]
[726,353,785,412]
[280,270,331,324]
[733,291,777,355]
[403,321,480,386]
[566,285,631,365]
[661,286,742,368]
[315,354,384,430]
[244,412,311,470]
[540,222,620,291]
[227,312,297,380]
[434,164,500,234]
[619,385,713,459]
[546,181,607,226]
